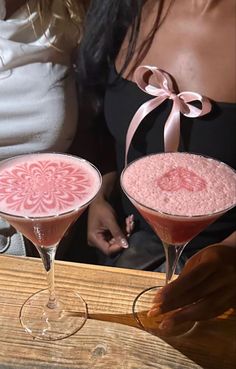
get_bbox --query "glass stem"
[36,245,58,309]
[163,242,187,285]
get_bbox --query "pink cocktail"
[0,153,102,340]
[121,152,236,335]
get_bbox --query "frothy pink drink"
[0,153,101,246]
[122,153,236,245]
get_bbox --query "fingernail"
[129,214,134,225]
[159,319,174,331]
[147,304,162,317]
[126,214,135,234]
[119,237,129,249]
[127,214,134,222]
[152,290,163,304]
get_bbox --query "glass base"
[133,286,197,338]
[19,288,88,341]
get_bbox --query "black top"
[104,65,236,255]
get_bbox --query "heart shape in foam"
[157,167,206,192]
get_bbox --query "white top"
[0,0,78,160]
[0,0,79,255]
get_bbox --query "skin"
[88,0,236,332]
[118,0,236,102]
[149,237,236,334]
[88,171,129,255]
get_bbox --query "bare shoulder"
[117,0,236,103]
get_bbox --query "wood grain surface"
[0,255,235,369]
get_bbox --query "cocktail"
[0,153,101,340]
[121,152,236,336]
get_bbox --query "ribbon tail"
[164,100,181,152]
[125,96,166,165]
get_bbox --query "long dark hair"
[77,0,165,114]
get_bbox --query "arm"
[220,231,236,247]
[149,231,236,334]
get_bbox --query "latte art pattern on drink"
[0,154,101,217]
[157,167,206,192]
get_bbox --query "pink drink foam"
[0,154,101,247]
[122,153,236,245]
[0,153,101,217]
[122,153,236,217]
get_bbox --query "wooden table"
[0,255,235,369]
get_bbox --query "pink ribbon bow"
[125,66,212,165]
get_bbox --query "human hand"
[88,198,131,256]
[149,244,236,334]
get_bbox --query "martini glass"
[0,153,101,340]
[121,152,236,337]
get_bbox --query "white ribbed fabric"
[0,0,79,255]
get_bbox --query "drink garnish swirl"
[0,154,101,217]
